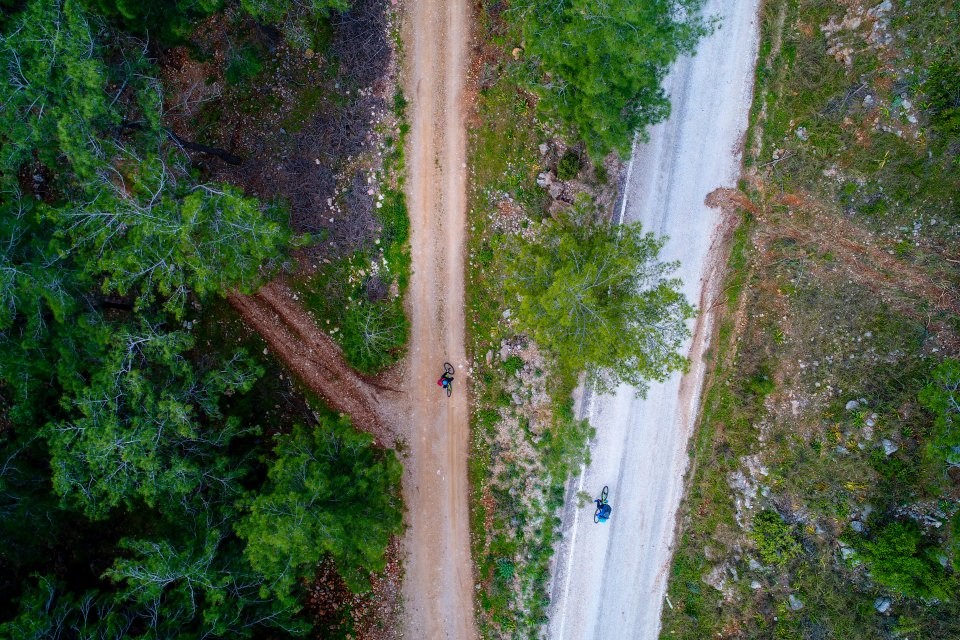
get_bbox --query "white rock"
[874,597,891,613]
[882,439,899,455]
[789,594,804,611]
[845,399,860,411]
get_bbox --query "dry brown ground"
[708,184,960,345]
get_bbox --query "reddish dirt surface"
[228,280,400,446]
[397,0,476,633]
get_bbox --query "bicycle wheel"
[600,485,609,503]
[444,362,455,375]
[446,381,453,397]
[594,512,601,524]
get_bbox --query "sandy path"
[398,0,475,635]
[546,0,761,638]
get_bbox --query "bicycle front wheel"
[600,485,609,503]
[444,362,455,376]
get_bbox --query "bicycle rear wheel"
[446,381,453,397]
[444,362,455,375]
[600,485,609,503]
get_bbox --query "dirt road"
[398,0,475,635]
[547,0,761,637]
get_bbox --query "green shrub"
[556,150,581,180]
[919,358,960,469]
[225,45,263,85]
[854,520,955,601]
[339,297,408,374]
[750,510,802,567]
[495,558,516,581]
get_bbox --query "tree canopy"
[505,196,694,393]
[0,1,401,635]
[236,417,403,594]
[514,0,709,157]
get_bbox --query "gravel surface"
[398,0,476,635]
[547,1,761,637]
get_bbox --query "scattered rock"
[845,399,861,411]
[839,543,855,560]
[789,594,804,611]
[750,580,762,590]
[702,564,727,594]
[882,439,899,456]
[851,520,865,533]
[502,308,512,320]
[485,350,493,367]
[874,597,892,614]
[548,182,564,199]
[795,126,809,141]
[538,143,549,156]
[727,470,758,525]
[865,413,877,428]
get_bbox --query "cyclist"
[594,494,612,523]
[437,371,454,390]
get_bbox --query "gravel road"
[547,1,761,638]
[398,0,476,635]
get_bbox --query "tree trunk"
[165,130,244,166]
[118,122,244,166]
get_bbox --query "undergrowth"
[466,4,594,636]
[293,88,411,374]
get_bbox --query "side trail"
[229,281,399,446]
